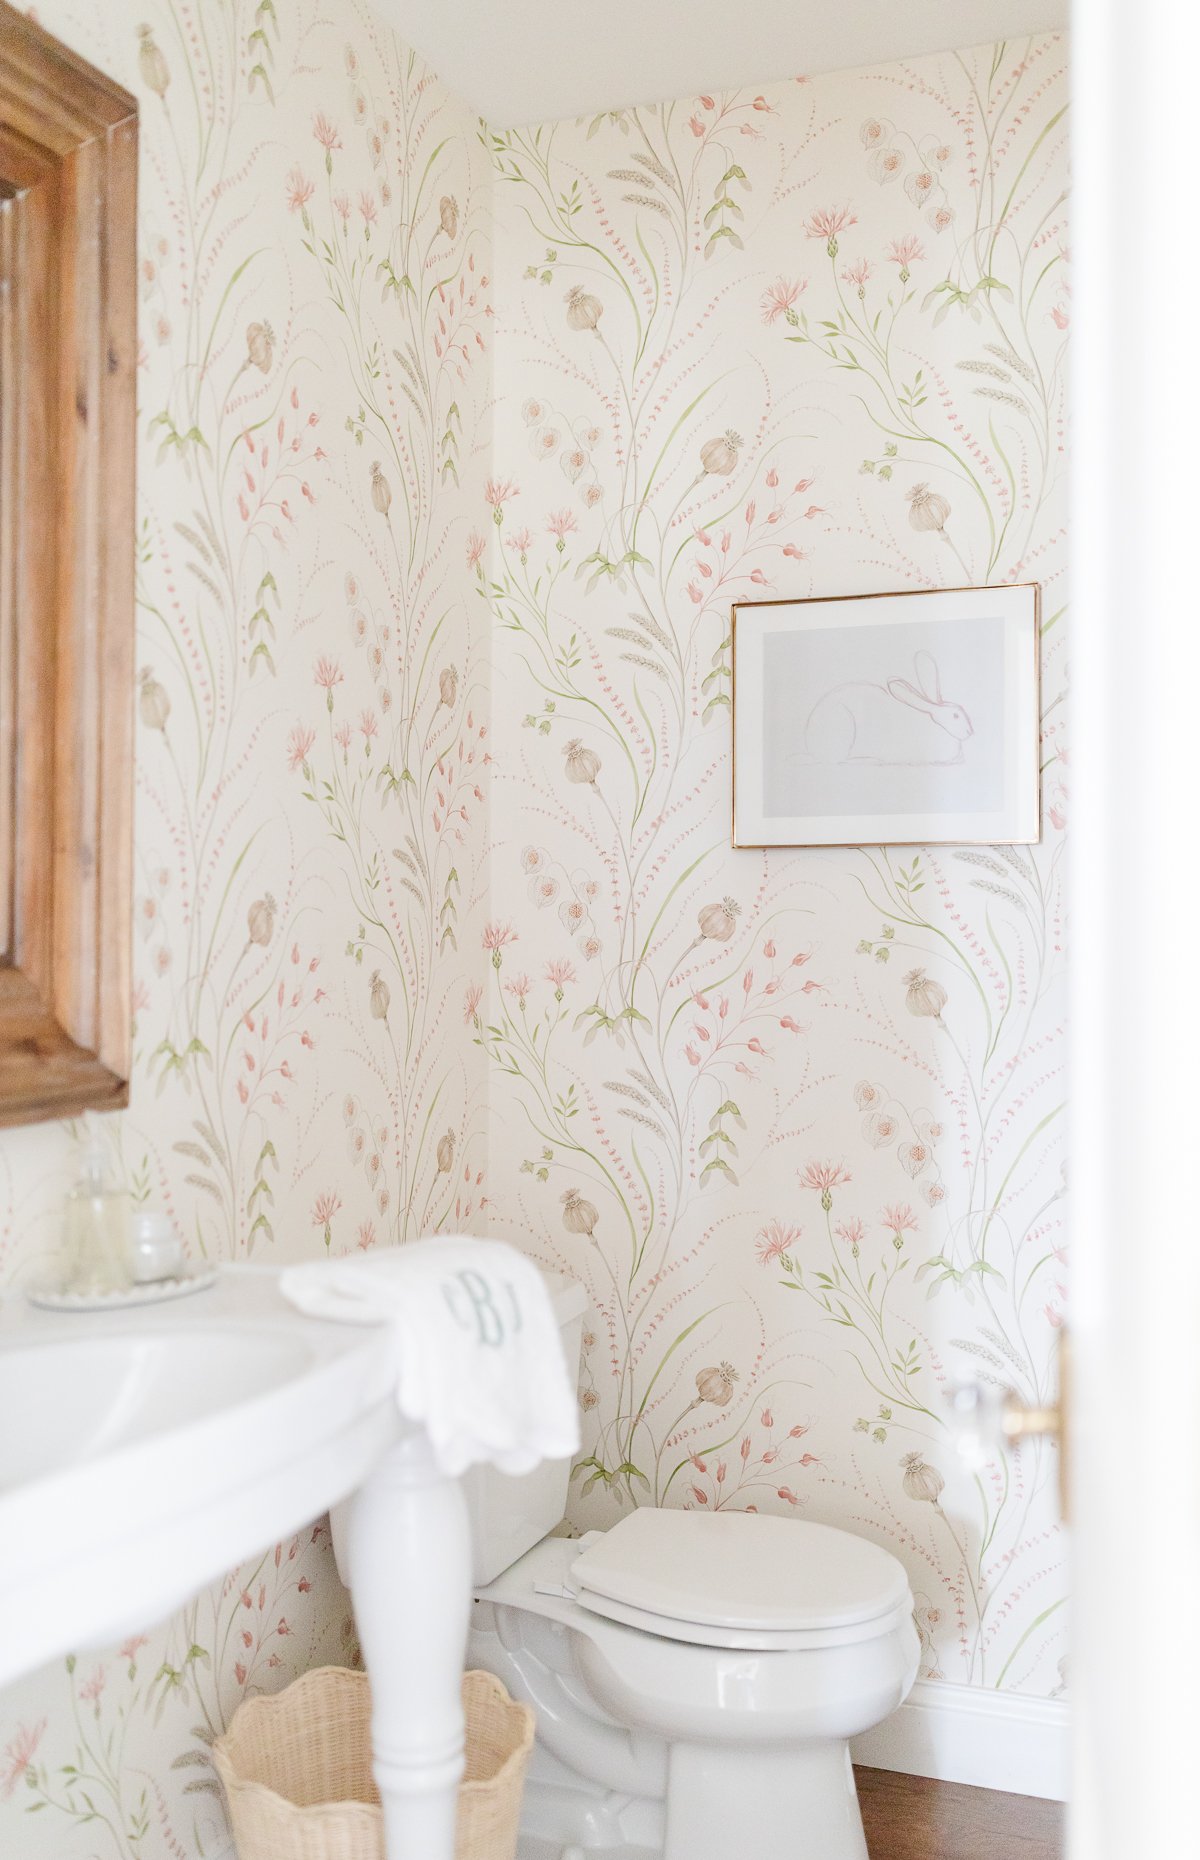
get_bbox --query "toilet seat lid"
[569,1508,909,1634]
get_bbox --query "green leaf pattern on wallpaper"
[0,0,489,1853]
[483,40,1068,1698]
[0,13,1069,1855]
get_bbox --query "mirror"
[0,3,137,1125]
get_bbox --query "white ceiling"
[386,0,1069,129]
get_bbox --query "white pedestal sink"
[0,1263,474,1859]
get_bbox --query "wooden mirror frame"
[0,4,137,1127]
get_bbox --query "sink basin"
[0,1328,315,1489]
[0,1265,401,1691]
[0,1253,551,1860]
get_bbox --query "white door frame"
[1069,1,1200,1852]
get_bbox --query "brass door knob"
[1001,1395,1062,1445]
[947,1331,1070,1519]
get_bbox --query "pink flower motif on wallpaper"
[881,1204,919,1237]
[312,1192,342,1249]
[887,234,925,271]
[313,111,341,153]
[760,277,806,325]
[287,723,316,771]
[755,1221,801,1265]
[805,204,857,254]
[482,922,518,967]
[314,657,343,709]
[286,167,315,214]
[1,1719,45,1798]
[799,1161,852,1195]
[484,477,519,513]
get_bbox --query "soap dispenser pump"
[61,1138,132,1295]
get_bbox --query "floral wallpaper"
[0,11,1069,1852]
[1,0,491,1851]
[482,36,1069,1700]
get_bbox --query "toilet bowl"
[470,1508,917,1860]
[331,1270,918,1860]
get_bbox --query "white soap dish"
[26,1267,218,1313]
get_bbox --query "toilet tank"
[464,1269,587,1583]
[328,1268,587,1590]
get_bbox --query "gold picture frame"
[730,583,1042,850]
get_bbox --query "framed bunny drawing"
[730,585,1041,847]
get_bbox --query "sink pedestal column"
[343,1429,472,1860]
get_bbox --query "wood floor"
[857,1767,1064,1860]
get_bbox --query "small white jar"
[129,1211,184,1284]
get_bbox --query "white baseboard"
[850,1679,1069,1801]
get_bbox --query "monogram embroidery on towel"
[441,1270,524,1347]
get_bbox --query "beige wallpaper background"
[1,6,1067,1851]
[483,33,1068,1699]
[2,1,492,1849]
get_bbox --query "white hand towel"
[279,1238,579,1478]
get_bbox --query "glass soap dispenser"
[61,1139,132,1295]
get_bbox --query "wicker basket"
[213,1666,534,1860]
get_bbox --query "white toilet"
[335,1271,918,1860]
